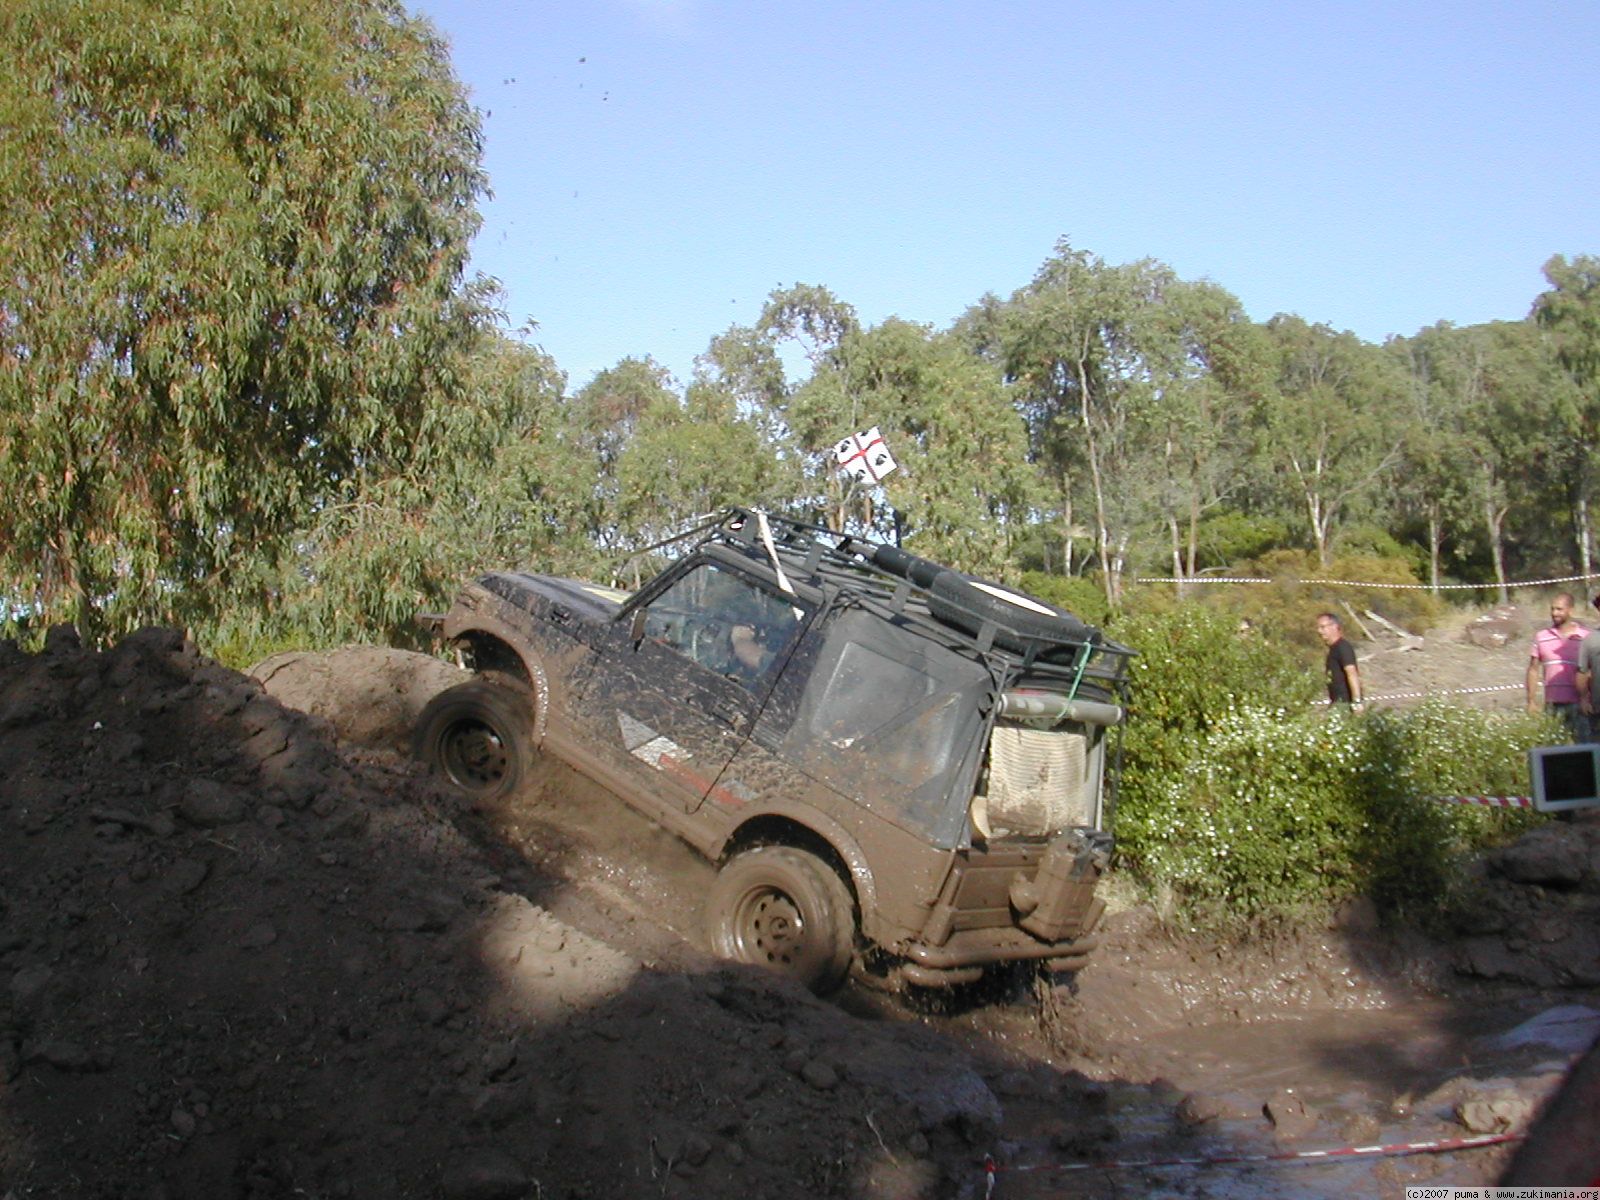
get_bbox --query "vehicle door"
[571,559,808,815]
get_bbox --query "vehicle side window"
[640,563,803,691]
[808,642,963,791]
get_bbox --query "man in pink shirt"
[1526,592,1590,740]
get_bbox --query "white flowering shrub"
[1113,610,1549,931]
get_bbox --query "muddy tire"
[707,847,855,995]
[412,677,536,801]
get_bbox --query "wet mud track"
[464,759,1600,1199]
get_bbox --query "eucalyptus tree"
[1405,321,1566,599]
[0,0,490,638]
[1390,325,1478,592]
[611,377,801,576]
[810,318,1037,576]
[1144,280,1272,591]
[244,333,588,647]
[570,357,681,550]
[1257,316,1408,567]
[1533,254,1600,575]
[984,241,1203,601]
[693,285,866,527]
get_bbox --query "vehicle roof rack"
[701,508,1135,686]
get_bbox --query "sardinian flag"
[834,426,897,484]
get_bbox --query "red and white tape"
[1427,794,1534,808]
[1364,682,1524,702]
[983,1131,1522,1193]
[1135,571,1600,591]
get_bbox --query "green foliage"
[1189,512,1297,569]
[1113,603,1549,931]
[1018,572,1113,628]
[0,0,489,641]
[1257,316,1410,565]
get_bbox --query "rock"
[44,624,82,653]
[801,1059,839,1090]
[164,858,211,896]
[440,1148,528,1200]
[1496,830,1587,887]
[415,988,451,1026]
[1464,614,1521,649]
[1456,1092,1535,1134]
[178,779,248,828]
[1176,1090,1258,1125]
[0,1038,20,1082]
[1454,936,1563,987]
[1332,895,1381,935]
[1264,1090,1319,1139]
[239,922,277,949]
[482,1040,518,1080]
[26,1038,100,1072]
[9,964,54,1018]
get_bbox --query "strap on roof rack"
[888,577,910,616]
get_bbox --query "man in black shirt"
[1316,613,1363,709]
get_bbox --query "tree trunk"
[1577,492,1594,583]
[1427,510,1442,595]
[1074,355,1115,607]
[1486,497,1509,603]
[1168,515,1186,599]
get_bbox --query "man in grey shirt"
[1575,592,1600,741]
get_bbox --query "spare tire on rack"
[869,542,1097,656]
[926,571,1097,654]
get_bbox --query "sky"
[409,0,1600,392]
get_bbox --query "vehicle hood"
[479,571,627,624]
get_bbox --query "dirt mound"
[248,646,469,754]
[0,629,1009,1199]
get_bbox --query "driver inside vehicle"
[727,622,772,684]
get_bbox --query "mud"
[2,624,1598,1199]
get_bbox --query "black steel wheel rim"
[439,717,509,789]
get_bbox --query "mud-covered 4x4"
[416,508,1135,993]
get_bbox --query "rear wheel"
[412,677,536,801]
[707,847,855,995]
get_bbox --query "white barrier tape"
[1135,572,1600,591]
[1364,683,1524,702]
[1428,795,1535,808]
[984,1131,1520,1183]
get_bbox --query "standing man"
[1574,593,1600,740]
[1315,613,1363,709]
[1527,592,1590,740]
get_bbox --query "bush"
[1018,572,1113,629]
[1190,511,1298,569]
[1110,606,1549,933]
[1191,548,1446,653]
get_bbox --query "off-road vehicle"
[416,508,1135,993]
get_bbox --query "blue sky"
[410,0,1600,392]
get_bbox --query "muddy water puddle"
[963,998,1597,1199]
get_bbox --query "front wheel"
[706,847,855,995]
[412,677,536,801]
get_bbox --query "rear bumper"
[902,923,1102,971]
[901,829,1109,980]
